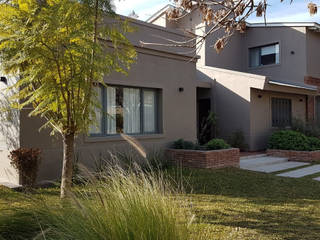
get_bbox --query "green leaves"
[0,0,136,135]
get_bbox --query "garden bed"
[166,148,239,169]
[267,149,320,162]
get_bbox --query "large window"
[249,43,279,68]
[271,98,292,127]
[89,85,160,136]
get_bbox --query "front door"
[198,98,211,144]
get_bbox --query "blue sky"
[114,0,320,23]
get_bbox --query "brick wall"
[166,148,240,169]
[267,149,320,162]
[307,96,315,121]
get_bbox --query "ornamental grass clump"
[35,134,195,240]
[36,165,193,240]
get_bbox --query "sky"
[114,0,320,23]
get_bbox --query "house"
[0,18,202,184]
[148,5,320,151]
[1,7,320,184]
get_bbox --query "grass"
[1,167,320,239]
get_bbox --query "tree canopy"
[0,0,136,197]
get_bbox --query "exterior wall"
[197,66,266,147]
[245,27,308,87]
[20,49,198,182]
[250,88,307,151]
[0,75,20,184]
[166,148,239,169]
[204,30,245,71]
[306,29,320,79]
[307,95,315,121]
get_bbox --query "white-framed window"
[271,98,292,127]
[90,85,160,136]
[249,43,279,68]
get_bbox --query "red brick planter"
[267,149,320,162]
[166,148,240,169]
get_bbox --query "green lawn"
[1,167,320,239]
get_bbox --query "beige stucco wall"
[0,76,20,184]
[250,88,307,150]
[197,66,266,147]
[306,29,320,79]
[245,26,308,87]
[20,47,198,181]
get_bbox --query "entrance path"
[240,154,310,173]
[277,165,320,178]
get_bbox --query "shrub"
[268,130,311,151]
[199,112,217,145]
[172,139,195,150]
[228,130,248,151]
[8,148,41,188]
[291,118,320,138]
[36,166,193,240]
[308,137,320,151]
[206,138,230,150]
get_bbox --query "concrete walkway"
[277,165,320,178]
[240,154,320,180]
[240,155,310,173]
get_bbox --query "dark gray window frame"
[249,42,280,68]
[271,97,292,127]
[90,85,160,137]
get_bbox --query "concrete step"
[313,177,320,181]
[0,181,21,189]
[277,165,320,178]
[240,154,267,160]
[240,156,288,168]
[242,161,310,173]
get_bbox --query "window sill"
[248,63,280,70]
[84,133,165,143]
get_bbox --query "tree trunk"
[60,132,75,199]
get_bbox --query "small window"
[272,98,292,127]
[90,85,160,136]
[249,43,279,67]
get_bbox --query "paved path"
[277,165,320,178]
[240,155,310,173]
[313,177,320,181]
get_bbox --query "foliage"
[307,137,320,151]
[3,167,320,239]
[291,118,320,138]
[162,0,318,54]
[198,112,217,145]
[228,130,248,151]
[34,165,193,240]
[172,139,196,150]
[8,148,41,187]
[93,148,172,173]
[267,130,320,151]
[206,138,230,150]
[0,0,135,136]
[0,0,136,197]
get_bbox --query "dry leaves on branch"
[308,2,318,16]
[214,38,225,53]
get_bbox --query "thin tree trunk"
[60,132,75,199]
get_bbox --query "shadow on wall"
[197,70,251,148]
[0,78,20,183]
[0,84,19,150]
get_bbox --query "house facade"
[148,5,320,151]
[1,8,320,184]
[0,19,204,184]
